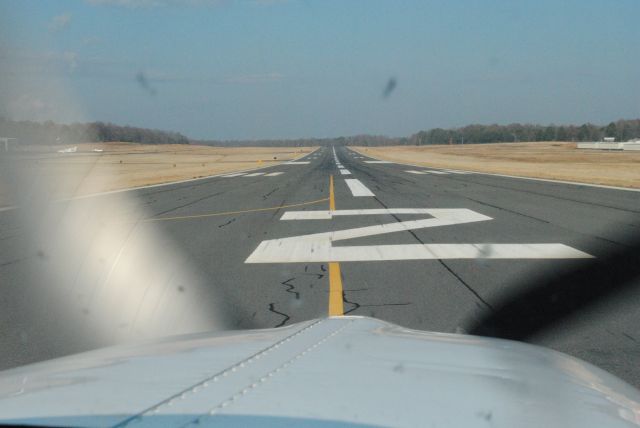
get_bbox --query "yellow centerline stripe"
[329,174,336,211]
[328,262,344,316]
[143,197,329,222]
[328,174,344,316]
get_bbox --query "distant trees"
[196,134,404,148]
[2,117,639,148]
[0,118,189,145]
[406,119,640,145]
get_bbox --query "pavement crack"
[0,257,25,268]
[217,217,236,228]
[269,199,286,220]
[465,196,632,248]
[268,303,290,327]
[464,196,550,224]
[342,291,361,315]
[373,196,495,312]
[302,273,324,279]
[438,259,494,310]
[359,302,411,308]
[281,278,301,300]
[151,190,226,217]
[262,187,279,200]
[445,175,640,215]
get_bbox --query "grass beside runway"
[352,142,640,189]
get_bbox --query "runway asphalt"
[1,146,639,387]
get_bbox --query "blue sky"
[1,0,638,139]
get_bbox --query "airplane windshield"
[1,0,639,411]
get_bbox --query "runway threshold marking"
[144,197,329,222]
[328,174,344,316]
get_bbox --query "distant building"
[0,137,17,152]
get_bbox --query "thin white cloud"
[49,13,72,32]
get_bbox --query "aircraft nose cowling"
[0,316,639,427]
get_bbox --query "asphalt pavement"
[1,146,639,388]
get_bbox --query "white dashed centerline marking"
[345,179,375,197]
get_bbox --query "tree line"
[0,118,189,145]
[194,134,398,147]
[196,119,640,147]
[1,117,639,147]
[408,119,640,146]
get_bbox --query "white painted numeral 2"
[245,209,592,263]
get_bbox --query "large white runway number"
[245,208,593,263]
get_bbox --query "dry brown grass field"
[0,143,315,206]
[353,142,640,189]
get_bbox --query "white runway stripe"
[339,169,351,175]
[244,172,266,177]
[442,170,472,174]
[345,179,375,197]
[406,170,428,175]
[364,161,393,164]
[248,243,593,263]
[423,170,449,175]
[285,161,310,165]
[264,172,285,176]
[282,208,457,220]
[221,172,248,177]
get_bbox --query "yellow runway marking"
[329,262,344,316]
[329,174,336,211]
[328,174,344,316]
[144,197,329,222]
